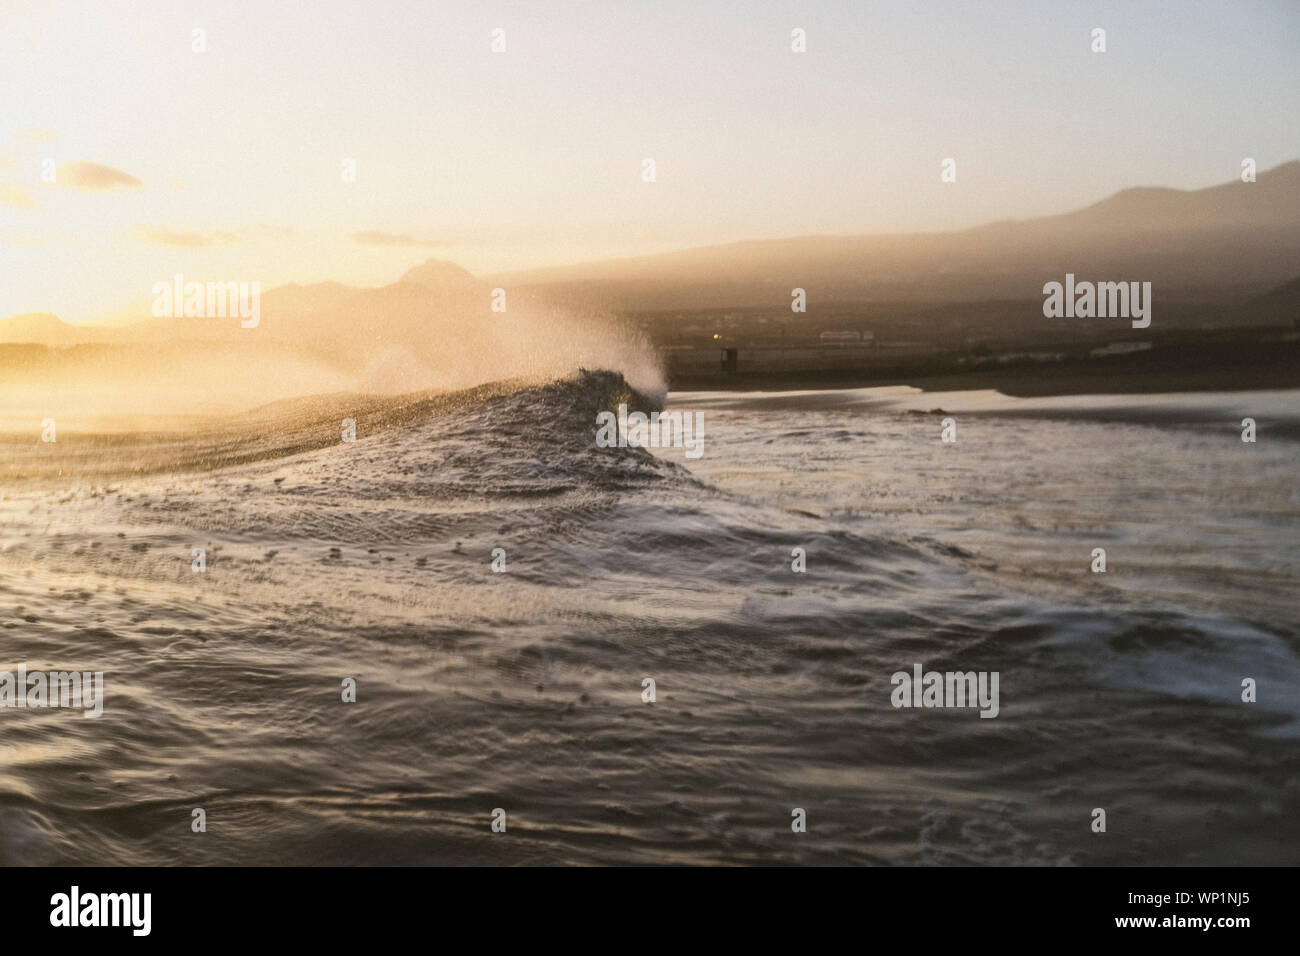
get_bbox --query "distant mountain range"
[489,160,1300,310]
[2,161,1298,350]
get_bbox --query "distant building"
[1090,341,1152,357]
[971,351,1067,365]
[818,330,873,346]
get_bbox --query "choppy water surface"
[1,374,1297,865]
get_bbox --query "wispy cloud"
[350,230,449,248]
[55,161,142,192]
[0,183,36,208]
[133,223,294,247]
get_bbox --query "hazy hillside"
[492,161,1300,310]
[0,313,94,346]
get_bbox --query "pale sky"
[1,0,1297,322]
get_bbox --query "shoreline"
[666,338,1300,398]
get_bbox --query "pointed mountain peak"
[398,259,478,290]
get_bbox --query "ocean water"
[1,372,1297,865]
